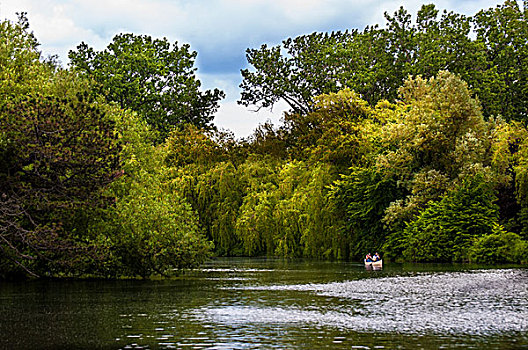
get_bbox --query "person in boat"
[373,252,381,262]
[365,253,373,262]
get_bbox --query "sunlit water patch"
[196,269,528,336]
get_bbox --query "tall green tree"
[162,125,249,256]
[473,0,528,121]
[69,34,225,140]
[234,157,281,256]
[0,13,41,95]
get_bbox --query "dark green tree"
[0,15,121,278]
[402,176,499,262]
[69,34,225,140]
[330,168,403,259]
[473,0,528,121]
[0,93,120,278]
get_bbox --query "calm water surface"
[0,258,527,349]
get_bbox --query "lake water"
[1,258,527,349]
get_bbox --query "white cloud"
[2,0,505,62]
[214,99,287,139]
[198,72,288,138]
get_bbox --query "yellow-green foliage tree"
[234,161,339,258]
[93,113,212,277]
[378,72,491,227]
[163,125,245,256]
[516,136,528,240]
[377,72,528,262]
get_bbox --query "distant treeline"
[1,1,527,279]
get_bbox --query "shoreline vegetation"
[1,1,528,279]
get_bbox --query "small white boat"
[364,259,383,269]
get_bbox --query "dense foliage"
[2,1,528,279]
[0,15,211,279]
[172,70,528,263]
[69,33,225,141]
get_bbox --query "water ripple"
[196,269,528,336]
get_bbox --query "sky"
[1,0,504,138]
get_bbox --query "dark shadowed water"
[0,258,527,349]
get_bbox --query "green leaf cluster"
[469,227,527,264]
[401,176,499,262]
[69,34,225,141]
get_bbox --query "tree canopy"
[0,15,122,277]
[69,33,225,140]
[239,1,528,123]
[0,15,212,279]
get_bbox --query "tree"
[106,173,212,277]
[164,124,227,168]
[0,15,122,278]
[0,93,121,278]
[284,89,390,171]
[402,177,501,262]
[0,13,58,97]
[378,71,490,226]
[69,34,225,140]
[92,110,212,277]
[234,157,280,256]
[473,0,528,122]
[239,31,356,115]
[486,119,528,232]
[233,160,341,259]
[516,133,528,240]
